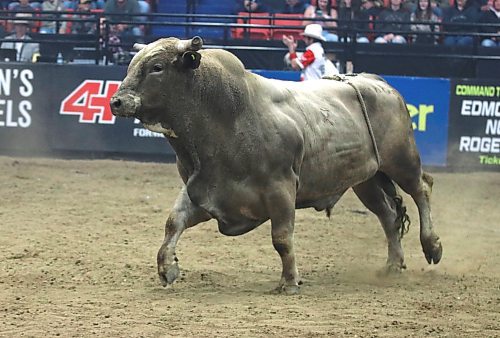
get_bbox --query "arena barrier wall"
[0,63,498,171]
[448,79,500,170]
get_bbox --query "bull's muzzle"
[110,91,142,118]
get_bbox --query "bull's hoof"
[384,262,407,275]
[272,284,300,295]
[158,262,180,287]
[422,240,443,265]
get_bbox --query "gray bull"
[110,36,442,294]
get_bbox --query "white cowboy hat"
[301,24,326,41]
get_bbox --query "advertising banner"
[0,64,52,154]
[52,65,175,156]
[384,76,450,167]
[0,63,176,158]
[448,79,500,170]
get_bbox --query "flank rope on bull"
[324,74,381,168]
[326,74,410,238]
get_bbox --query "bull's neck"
[167,68,253,175]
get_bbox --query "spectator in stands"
[478,0,499,47]
[432,0,450,17]
[1,13,39,62]
[282,23,339,80]
[303,0,339,41]
[99,17,124,63]
[410,0,440,44]
[374,0,411,43]
[62,0,104,10]
[404,0,446,17]
[8,0,39,12]
[104,0,143,37]
[337,0,371,42]
[39,0,66,34]
[70,0,98,34]
[442,0,476,45]
[467,0,491,20]
[360,0,383,17]
[281,0,311,14]
[234,0,271,13]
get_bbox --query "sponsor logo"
[133,126,163,138]
[407,103,434,132]
[460,100,500,117]
[61,80,163,138]
[479,155,500,165]
[60,80,120,124]
[0,68,34,128]
[455,85,500,97]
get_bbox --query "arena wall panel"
[448,79,500,170]
[0,62,498,171]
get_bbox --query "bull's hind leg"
[353,173,408,272]
[157,185,211,287]
[395,171,442,264]
[383,146,442,265]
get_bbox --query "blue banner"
[384,76,450,167]
[251,70,301,81]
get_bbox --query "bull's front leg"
[268,184,300,295]
[157,186,211,287]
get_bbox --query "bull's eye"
[152,64,163,73]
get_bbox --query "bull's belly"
[188,178,271,236]
[295,144,379,207]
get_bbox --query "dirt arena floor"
[0,156,499,337]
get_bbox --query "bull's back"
[275,75,409,203]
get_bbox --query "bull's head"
[109,36,203,121]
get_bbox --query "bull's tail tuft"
[394,195,411,239]
[325,207,332,218]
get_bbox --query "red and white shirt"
[290,42,327,81]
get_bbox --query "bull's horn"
[190,36,203,50]
[133,43,147,51]
[176,36,203,53]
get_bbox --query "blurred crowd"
[0,0,156,62]
[0,0,497,64]
[0,0,153,37]
[234,0,499,47]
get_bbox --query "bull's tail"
[379,173,411,239]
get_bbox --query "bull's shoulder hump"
[201,49,242,64]
[200,49,247,74]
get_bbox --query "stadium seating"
[188,0,234,40]
[232,12,272,40]
[154,0,234,40]
[152,1,188,38]
[272,13,303,41]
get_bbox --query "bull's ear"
[181,51,201,69]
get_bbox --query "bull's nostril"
[111,98,122,108]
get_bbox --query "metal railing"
[0,10,499,66]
